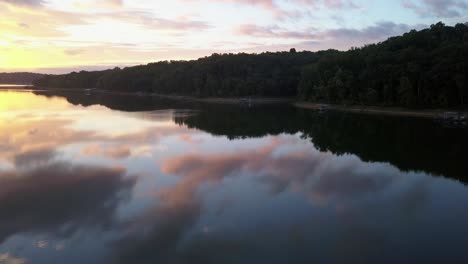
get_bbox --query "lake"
[0,85,32,87]
[1,90,468,264]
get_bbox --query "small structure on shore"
[317,104,330,113]
[239,97,252,107]
[84,88,95,96]
[436,111,468,128]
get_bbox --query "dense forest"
[0,72,45,84]
[34,22,468,108]
[298,22,468,108]
[34,51,320,97]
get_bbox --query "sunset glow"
[0,91,69,110]
[1,0,466,73]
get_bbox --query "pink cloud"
[236,21,425,51]
[236,24,316,39]
[0,0,44,6]
[178,134,203,144]
[403,0,468,18]
[81,144,132,159]
[184,0,359,19]
[159,135,401,208]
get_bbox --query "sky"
[0,0,467,73]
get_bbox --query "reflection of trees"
[301,113,468,183]
[34,91,195,112]
[175,108,468,182]
[41,90,468,181]
[176,105,298,139]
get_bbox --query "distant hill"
[0,72,45,84]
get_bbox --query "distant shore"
[3,87,465,118]
[294,102,464,118]
[148,93,295,105]
[28,87,295,105]
[96,90,295,105]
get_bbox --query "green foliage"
[34,22,468,108]
[298,22,468,108]
[35,52,321,97]
[35,70,107,89]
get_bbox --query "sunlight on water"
[0,90,467,264]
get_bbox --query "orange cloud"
[81,144,132,159]
[160,135,404,207]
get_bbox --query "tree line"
[34,22,468,108]
[298,22,468,108]
[34,51,320,97]
[0,72,44,84]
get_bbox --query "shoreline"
[294,102,465,118]
[4,87,466,118]
[30,87,295,105]
[147,93,295,105]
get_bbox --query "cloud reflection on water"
[113,135,468,263]
[1,91,468,264]
[0,162,136,243]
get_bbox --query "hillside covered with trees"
[34,51,321,97]
[298,22,468,108]
[34,22,468,108]
[0,72,45,84]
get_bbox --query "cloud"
[13,148,56,168]
[117,11,211,31]
[236,24,316,39]
[0,1,210,47]
[323,0,359,8]
[184,0,359,19]
[105,134,468,263]
[4,90,459,263]
[237,21,423,50]
[0,0,44,7]
[178,134,203,144]
[402,0,468,18]
[0,118,98,166]
[0,162,136,243]
[0,253,26,264]
[160,136,397,203]
[113,184,201,264]
[0,3,87,38]
[64,49,85,56]
[109,138,293,263]
[17,22,29,28]
[297,0,359,9]
[106,0,124,7]
[81,144,132,159]
[73,0,124,10]
[116,136,385,263]
[197,0,276,10]
[0,92,200,167]
[320,21,418,43]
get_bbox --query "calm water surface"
[1,90,468,264]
